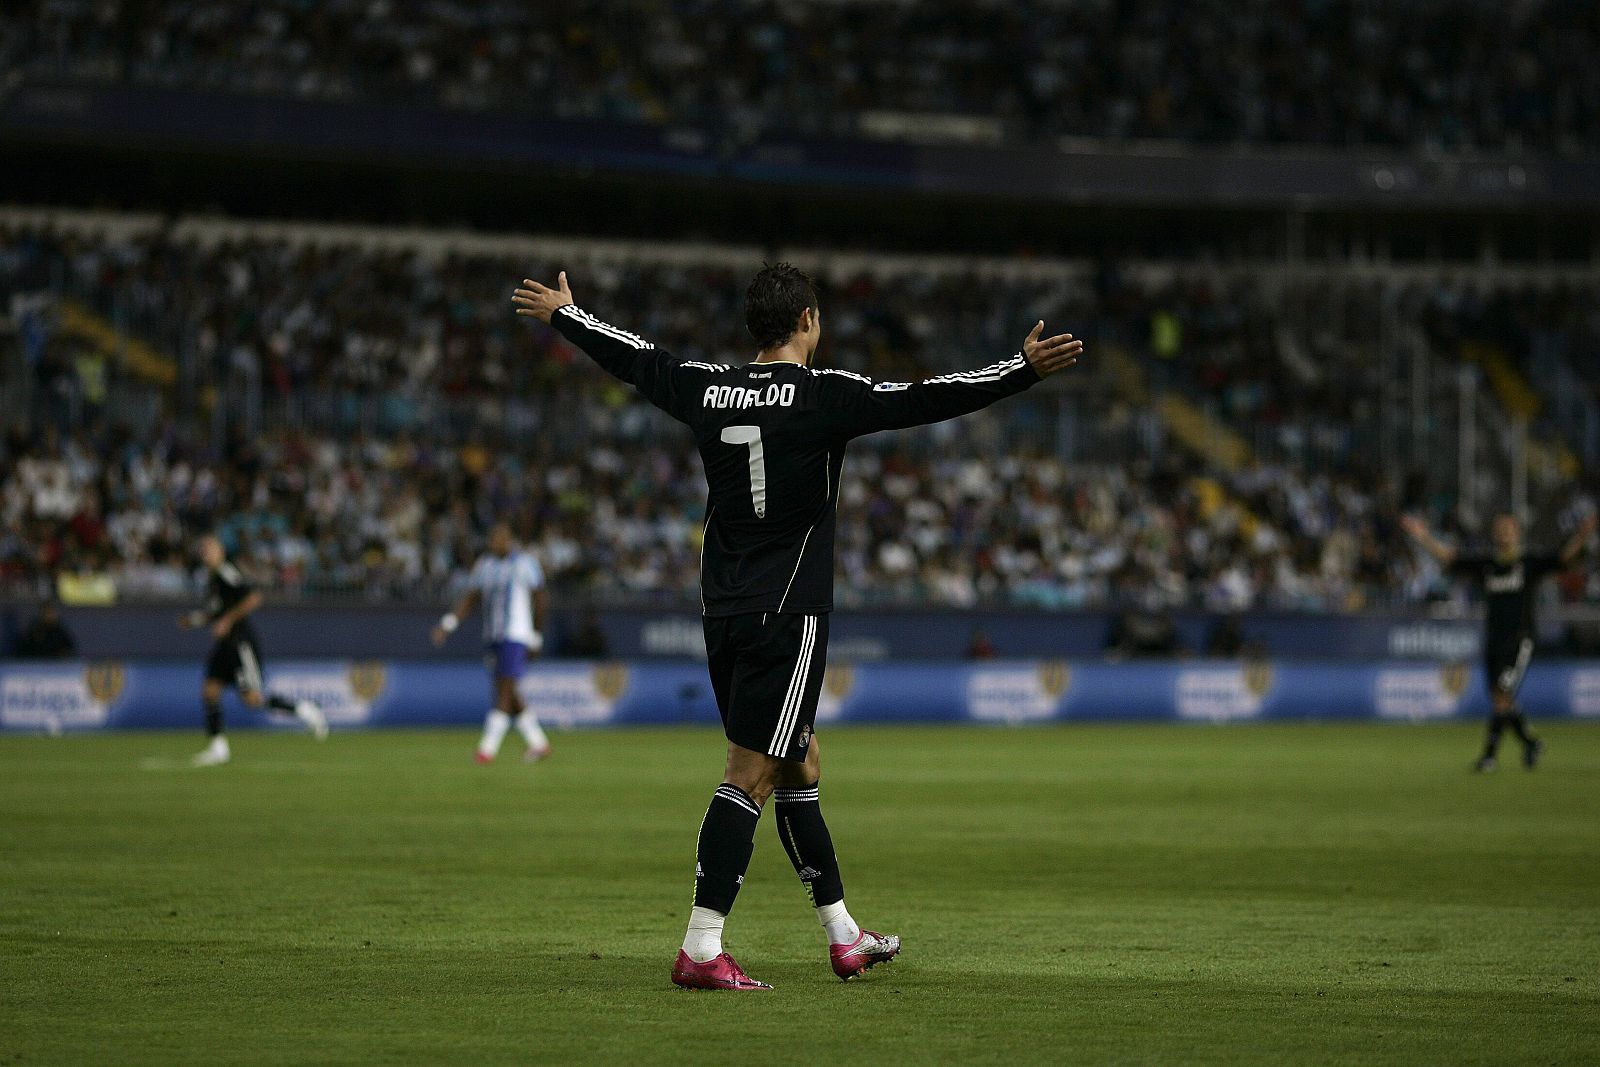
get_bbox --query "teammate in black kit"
[179,535,327,766]
[515,264,1082,989]
[1403,512,1595,772]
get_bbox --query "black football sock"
[1482,714,1506,758]
[693,784,763,915]
[1506,709,1537,746]
[204,697,224,737]
[773,783,845,908]
[265,693,298,717]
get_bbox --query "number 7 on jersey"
[720,425,767,518]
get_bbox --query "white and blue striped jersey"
[469,551,544,647]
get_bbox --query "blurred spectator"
[565,610,610,659]
[1203,615,1246,659]
[1105,603,1183,659]
[14,601,76,659]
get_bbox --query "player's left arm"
[823,321,1082,438]
[514,272,703,421]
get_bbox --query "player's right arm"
[432,564,484,647]
[1400,515,1458,567]
[819,321,1082,438]
[1559,513,1599,566]
[514,272,707,422]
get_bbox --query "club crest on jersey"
[702,383,796,410]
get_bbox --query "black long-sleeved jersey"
[1449,552,1562,645]
[551,304,1044,616]
[201,561,258,643]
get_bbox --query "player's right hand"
[1400,515,1427,540]
[1021,321,1083,378]
[430,626,447,647]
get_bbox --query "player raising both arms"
[433,522,552,764]
[1403,511,1596,771]
[515,264,1082,989]
[181,535,327,767]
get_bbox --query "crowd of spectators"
[6,0,1599,155]
[4,221,1597,612]
[4,414,1595,615]
[7,223,1596,472]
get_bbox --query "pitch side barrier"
[4,659,1600,734]
[4,604,1500,662]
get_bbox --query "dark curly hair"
[744,262,819,351]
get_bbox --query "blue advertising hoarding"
[4,659,1599,733]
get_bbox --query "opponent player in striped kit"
[433,522,553,763]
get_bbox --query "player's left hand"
[512,272,575,324]
[211,620,231,640]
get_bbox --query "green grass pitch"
[3,722,1598,1065]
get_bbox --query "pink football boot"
[829,929,901,980]
[670,950,773,990]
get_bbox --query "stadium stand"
[6,0,1599,153]
[3,211,1595,613]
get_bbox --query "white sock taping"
[817,899,860,946]
[515,711,549,751]
[478,710,512,757]
[682,906,726,963]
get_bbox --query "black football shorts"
[704,612,828,761]
[1484,635,1534,697]
[205,636,265,694]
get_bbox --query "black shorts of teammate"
[704,612,828,761]
[205,635,266,694]
[1484,635,1534,698]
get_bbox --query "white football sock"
[817,899,860,946]
[682,906,726,963]
[514,711,549,751]
[478,710,512,757]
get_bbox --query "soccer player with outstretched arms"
[514,264,1082,989]
[433,522,553,763]
[181,534,327,767]
[1403,511,1596,771]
